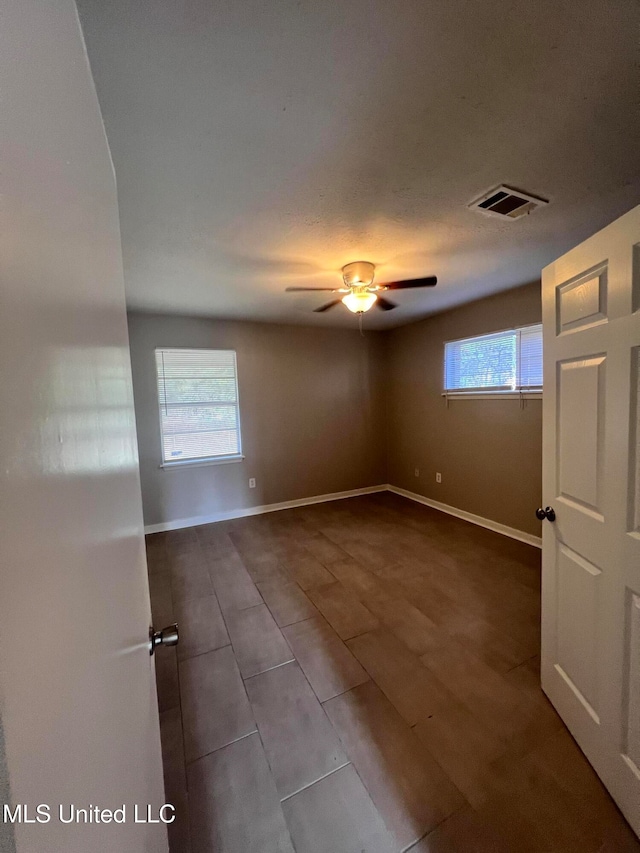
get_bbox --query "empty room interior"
[2,1,640,852]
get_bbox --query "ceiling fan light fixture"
[342,291,377,313]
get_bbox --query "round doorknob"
[535,506,556,522]
[149,623,179,655]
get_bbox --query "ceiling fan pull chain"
[359,312,365,337]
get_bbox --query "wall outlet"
[249,478,256,489]
[414,468,419,478]
[435,472,442,483]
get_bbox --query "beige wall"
[128,313,387,527]
[385,281,543,536]
[129,283,542,535]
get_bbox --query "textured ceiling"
[77,0,640,329]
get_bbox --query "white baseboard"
[144,485,387,534]
[145,482,542,549]
[386,485,542,549]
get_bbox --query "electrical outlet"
[414,468,419,478]
[435,472,442,483]
[249,478,256,489]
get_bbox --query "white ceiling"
[77,0,640,329]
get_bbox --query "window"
[155,348,242,465]
[444,323,542,396]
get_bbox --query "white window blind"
[444,323,543,393]
[155,348,242,464]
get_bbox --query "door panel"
[557,355,606,514]
[556,262,608,334]
[633,245,640,313]
[623,591,640,772]
[556,544,601,720]
[0,3,166,852]
[630,347,640,532]
[542,204,640,837]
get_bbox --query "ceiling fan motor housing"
[342,261,376,288]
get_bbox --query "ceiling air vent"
[469,185,548,220]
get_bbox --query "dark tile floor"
[146,492,639,853]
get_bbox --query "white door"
[0,2,166,852]
[541,204,640,836]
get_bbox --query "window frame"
[155,347,244,470]
[442,323,543,400]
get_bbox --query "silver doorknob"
[149,623,179,655]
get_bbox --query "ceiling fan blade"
[381,276,437,290]
[376,296,397,311]
[314,299,342,313]
[285,287,344,292]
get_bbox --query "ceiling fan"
[285,261,437,314]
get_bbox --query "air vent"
[469,185,548,219]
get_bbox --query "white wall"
[0,3,165,851]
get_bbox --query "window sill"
[160,454,245,470]
[441,391,542,401]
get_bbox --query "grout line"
[242,658,296,681]
[279,760,351,803]
[177,642,232,664]
[401,804,471,853]
[402,830,431,853]
[278,613,318,629]
[503,652,540,675]
[185,728,259,767]
[320,679,370,705]
[342,627,375,643]
[233,600,266,614]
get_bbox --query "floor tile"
[170,551,213,603]
[324,681,464,849]
[419,640,528,738]
[180,645,256,763]
[225,604,294,678]
[346,628,453,726]
[167,787,191,853]
[256,579,318,627]
[155,645,180,713]
[245,661,348,799]
[409,805,510,852]
[195,525,237,558]
[360,588,444,656]
[166,527,200,557]
[281,764,394,853]
[238,549,289,583]
[188,733,294,853]
[160,707,191,853]
[175,594,229,661]
[472,731,604,852]
[149,569,175,628]
[325,556,381,597]
[298,533,348,565]
[283,617,369,702]
[160,706,187,799]
[413,696,506,806]
[448,613,532,674]
[207,553,263,613]
[341,538,398,572]
[306,581,378,640]
[283,554,334,589]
